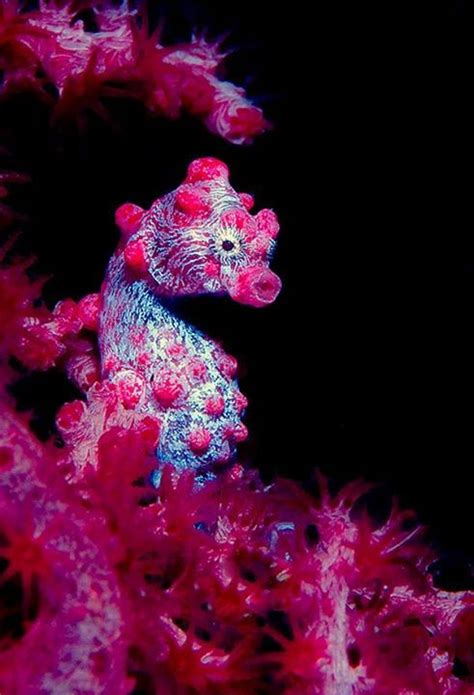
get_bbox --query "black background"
[1,1,471,587]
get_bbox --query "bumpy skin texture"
[99,157,281,475]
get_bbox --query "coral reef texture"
[1,2,473,694]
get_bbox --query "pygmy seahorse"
[99,157,281,477]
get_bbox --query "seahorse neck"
[99,253,198,373]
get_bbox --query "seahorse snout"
[227,266,281,308]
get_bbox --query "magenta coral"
[0,403,129,694]
[0,0,266,142]
[0,2,473,694]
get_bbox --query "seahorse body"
[99,158,281,476]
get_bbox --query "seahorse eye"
[222,240,235,252]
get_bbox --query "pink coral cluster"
[1,367,474,692]
[0,0,266,143]
[0,262,473,692]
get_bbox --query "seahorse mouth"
[226,267,282,308]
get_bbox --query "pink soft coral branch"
[1,188,473,692]
[0,1,266,142]
[1,274,474,692]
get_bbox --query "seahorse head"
[115,157,282,307]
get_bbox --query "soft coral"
[0,402,130,694]
[0,1,266,142]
